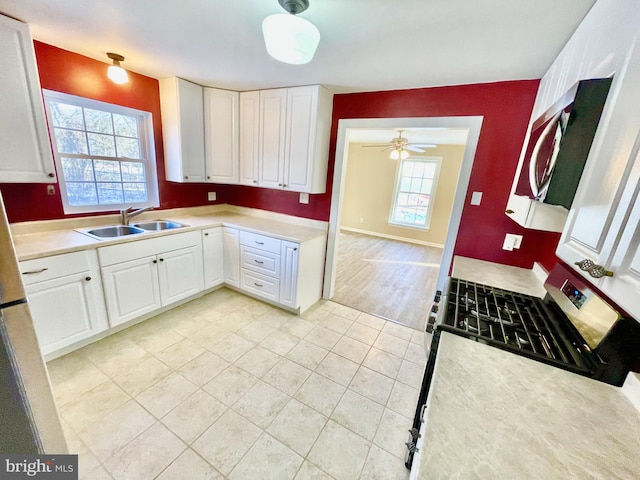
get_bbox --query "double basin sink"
[79,220,187,240]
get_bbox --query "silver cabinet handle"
[575,259,613,278]
[255,241,264,245]
[254,260,264,264]
[254,282,263,288]
[22,268,48,275]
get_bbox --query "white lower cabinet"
[20,251,108,356]
[202,227,224,289]
[223,227,240,287]
[98,232,204,327]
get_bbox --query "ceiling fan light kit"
[262,0,320,65]
[363,130,437,159]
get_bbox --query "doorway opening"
[323,117,483,330]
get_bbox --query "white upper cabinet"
[256,85,333,193]
[204,87,239,183]
[552,0,640,316]
[239,90,260,186]
[259,88,288,189]
[0,15,56,183]
[159,77,206,182]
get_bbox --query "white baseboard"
[340,226,444,248]
[622,372,640,414]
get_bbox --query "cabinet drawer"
[19,251,91,285]
[240,246,280,277]
[240,269,280,302]
[239,230,281,254]
[98,231,201,266]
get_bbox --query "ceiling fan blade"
[405,146,425,153]
[409,143,437,148]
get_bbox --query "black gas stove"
[438,277,597,376]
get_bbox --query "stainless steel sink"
[132,220,187,231]
[82,225,146,239]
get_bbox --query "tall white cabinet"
[204,87,239,184]
[546,0,640,317]
[239,91,261,186]
[159,77,206,182]
[0,14,56,183]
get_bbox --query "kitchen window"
[43,90,159,214]
[389,157,441,229]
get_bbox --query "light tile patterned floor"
[47,288,425,479]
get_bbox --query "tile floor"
[47,288,426,479]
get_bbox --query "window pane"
[54,128,88,154]
[96,183,124,204]
[61,158,94,181]
[407,193,421,206]
[49,102,84,129]
[418,194,430,207]
[401,162,414,177]
[421,179,433,194]
[94,160,122,182]
[123,183,148,203]
[397,192,409,206]
[66,182,97,206]
[414,208,428,225]
[423,162,437,178]
[121,162,146,182]
[84,108,113,134]
[88,133,116,157]
[400,177,411,192]
[116,137,141,159]
[413,162,425,177]
[113,114,138,138]
[410,178,422,193]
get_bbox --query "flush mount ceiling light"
[262,0,320,65]
[106,52,129,84]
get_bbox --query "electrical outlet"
[299,193,309,204]
[503,234,524,251]
[470,191,483,205]
[208,192,216,201]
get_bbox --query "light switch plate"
[299,193,309,204]
[208,192,216,201]
[470,191,483,205]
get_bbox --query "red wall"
[1,42,560,269]
[330,84,562,269]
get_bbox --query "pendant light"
[262,0,320,65]
[106,52,129,84]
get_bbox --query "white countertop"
[417,332,640,479]
[10,206,327,261]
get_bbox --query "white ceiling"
[348,128,469,146]
[0,0,596,94]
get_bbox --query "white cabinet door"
[284,86,318,192]
[158,246,204,305]
[102,256,162,327]
[26,272,105,355]
[223,227,240,287]
[159,77,206,182]
[204,88,239,183]
[280,241,299,308]
[203,228,224,289]
[258,89,287,189]
[0,15,56,183]
[239,90,260,186]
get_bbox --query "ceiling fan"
[363,130,437,159]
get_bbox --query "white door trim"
[323,116,484,300]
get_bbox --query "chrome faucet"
[120,206,153,225]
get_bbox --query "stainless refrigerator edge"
[0,191,67,453]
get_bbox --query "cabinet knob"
[207,176,211,179]
[159,258,164,262]
[204,233,209,236]
[575,259,613,278]
[283,184,287,188]
[505,209,515,214]
[85,276,92,281]
[278,183,283,187]
[253,180,257,184]
[153,259,158,264]
[184,176,188,179]
[47,173,55,178]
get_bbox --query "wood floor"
[331,231,443,330]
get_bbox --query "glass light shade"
[262,13,320,65]
[389,149,400,160]
[401,149,410,159]
[108,65,128,84]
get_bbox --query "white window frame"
[388,156,442,230]
[43,89,159,214]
